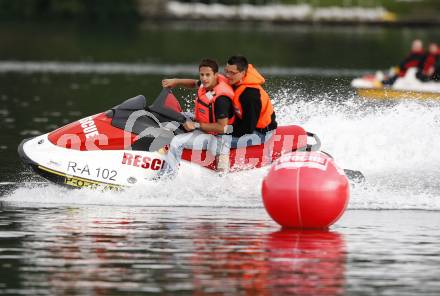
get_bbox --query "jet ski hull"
[17,89,332,190]
[18,126,311,190]
[355,88,440,100]
[18,134,166,190]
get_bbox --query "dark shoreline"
[146,17,440,28]
[2,16,440,29]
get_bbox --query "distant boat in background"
[351,68,440,100]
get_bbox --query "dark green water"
[1,21,440,295]
[2,21,440,68]
[1,206,439,295]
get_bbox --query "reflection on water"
[2,22,440,295]
[2,206,440,295]
[191,228,345,295]
[0,206,345,295]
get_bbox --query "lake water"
[1,21,440,295]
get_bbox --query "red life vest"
[194,75,234,133]
[422,53,437,75]
[232,64,274,129]
[399,50,425,77]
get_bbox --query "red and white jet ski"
[18,88,362,190]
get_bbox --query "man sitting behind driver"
[224,55,277,149]
[161,58,235,175]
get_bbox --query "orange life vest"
[194,74,235,133]
[232,64,274,129]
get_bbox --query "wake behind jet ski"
[18,88,363,190]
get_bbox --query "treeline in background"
[0,0,139,21]
[1,0,439,22]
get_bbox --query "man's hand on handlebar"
[183,120,200,131]
[162,79,177,88]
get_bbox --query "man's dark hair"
[227,55,248,72]
[199,58,219,73]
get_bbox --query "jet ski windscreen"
[148,88,186,123]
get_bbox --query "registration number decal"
[67,161,118,181]
[64,177,121,191]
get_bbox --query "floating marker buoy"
[262,151,349,229]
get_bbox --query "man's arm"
[199,118,229,134]
[232,88,261,136]
[184,96,232,134]
[183,118,229,133]
[162,78,198,89]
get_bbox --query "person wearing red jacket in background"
[417,43,439,81]
[383,39,425,85]
[430,44,440,81]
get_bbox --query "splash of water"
[273,87,440,209]
[4,165,265,208]
[4,87,440,210]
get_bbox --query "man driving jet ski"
[160,56,277,177]
[161,58,235,176]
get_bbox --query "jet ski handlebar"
[305,132,321,152]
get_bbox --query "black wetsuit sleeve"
[232,88,261,137]
[400,53,425,70]
[214,95,233,120]
[400,54,414,69]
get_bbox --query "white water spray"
[273,88,440,209]
[4,87,440,210]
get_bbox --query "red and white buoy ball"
[262,151,349,229]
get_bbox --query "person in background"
[416,42,439,82]
[430,43,440,81]
[161,58,235,176]
[433,60,440,81]
[383,39,425,85]
[224,55,277,148]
